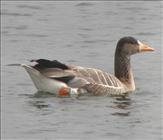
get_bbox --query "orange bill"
[138,40,154,52]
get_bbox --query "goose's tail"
[21,64,79,97]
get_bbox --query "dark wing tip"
[30,59,69,70]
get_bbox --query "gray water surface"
[1,1,162,140]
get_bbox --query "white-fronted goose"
[21,36,154,97]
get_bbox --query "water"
[1,1,162,140]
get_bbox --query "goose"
[21,36,154,97]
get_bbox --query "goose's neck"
[114,54,135,91]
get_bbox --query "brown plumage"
[22,36,154,97]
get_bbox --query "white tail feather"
[21,64,67,94]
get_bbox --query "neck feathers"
[114,53,135,91]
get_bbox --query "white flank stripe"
[110,76,118,87]
[108,75,114,86]
[93,69,102,84]
[112,77,118,87]
[101,72,109,85]
[116,79,121,87]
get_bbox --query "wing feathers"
[31,59,69,70]
[73,67,123,88]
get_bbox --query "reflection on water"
[111,97,132,117]
[112,112,130,117]
[27,90,133,120]
[1,1,161,140]
[32,91,60,98]
[112,98,132,109]
[29,100,49,109]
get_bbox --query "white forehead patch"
[137,40,143,46]
[137,40,144,52]
[31,61,38,66]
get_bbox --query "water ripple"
[79,27,93,31]
[111,112,130,117]
[75,2,95,7]
[82,39,109,44]
[136,32,156,36]
[1,11,32,17]
[78,33,90,38]
[4,33,48,38]
[28,100,50,109]
[4,25,28,30]
[17,5,43,10]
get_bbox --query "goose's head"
[115,36,154,56]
